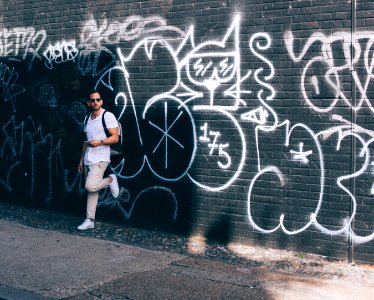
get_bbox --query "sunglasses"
[89,98,101,103]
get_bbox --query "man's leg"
[85,161,109,220]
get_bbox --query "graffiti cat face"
[177,17,241,108]
[186,48,238,91]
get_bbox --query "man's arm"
[101,127,118,145]
[85,127,118,148]
[77,141,88,172]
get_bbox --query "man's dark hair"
[87,90,101,99]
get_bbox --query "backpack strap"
[85,110,112,138]
[102,110,109,138]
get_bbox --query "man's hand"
[77,160,84,173]
[87,140,102,147]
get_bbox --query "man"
[77,90,120,230]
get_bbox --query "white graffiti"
[43,40,79,69]
[80,15,185,47]
[249,121,325,235]
[199,123,231,169]
[3,16,374,248]
[240,106,269,125]
[290,142,313,164]
[143,95,197,181]
[96,44,195,181]
[0,27,47,71]
[77,15,185,77]
[188,105,246,191]
[249,32,276,102]
[148,101,185,169]
[178,17,241,109]
[278,29,374,244]
[95,16,271,192]
[249,117,374,243]
[241,32,278,129]
[285,30,374,114]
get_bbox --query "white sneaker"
[109,174,119,198]
[77,219,94,230]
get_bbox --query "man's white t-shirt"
[84,109,118,165]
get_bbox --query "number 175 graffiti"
[199,122,231,169]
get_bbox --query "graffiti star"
[148,101,185,169]
[290,142,313,164]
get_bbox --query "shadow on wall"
[205,216,233,246]
[95,173,195,236]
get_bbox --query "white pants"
[85,161,110,220]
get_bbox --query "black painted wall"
[0,0,373,263]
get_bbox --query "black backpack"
[84,111,123,156]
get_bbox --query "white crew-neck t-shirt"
[84,109,118,165]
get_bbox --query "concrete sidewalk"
[0,219,184,299]
[0,219,373,300]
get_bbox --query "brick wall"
[0,0,373,263]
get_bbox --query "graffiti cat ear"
[221,15,240,44]
[176,26,195,58]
